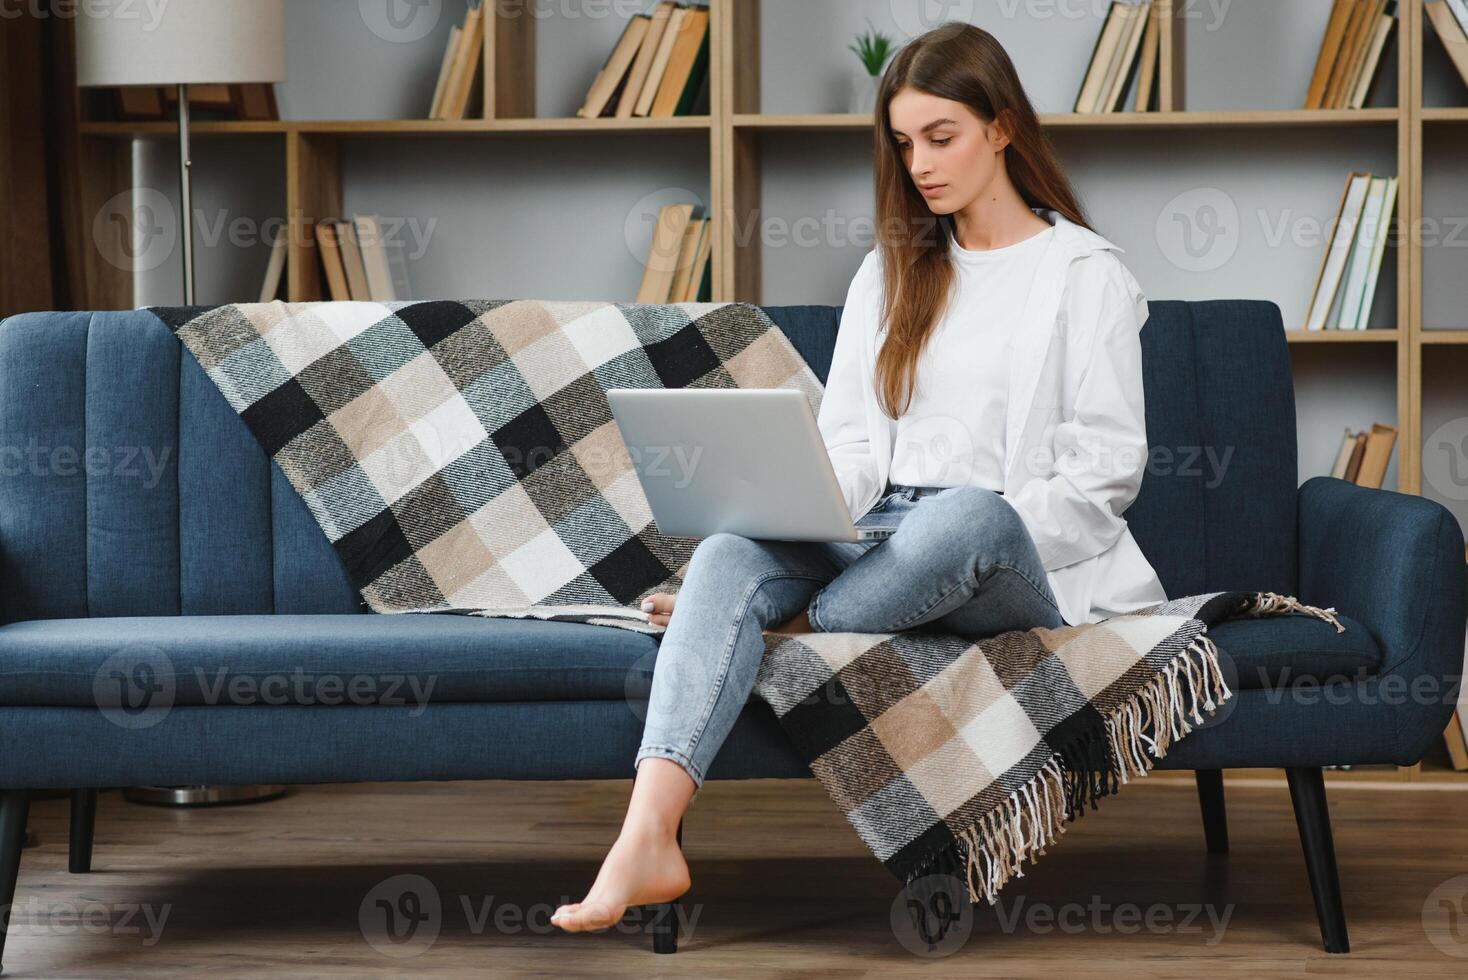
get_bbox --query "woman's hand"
[640,592,676,628]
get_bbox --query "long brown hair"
[871,22,1090,419]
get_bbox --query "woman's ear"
[989,109,1013,152]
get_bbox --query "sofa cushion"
[1208,611,1382,690]
[0,614,661,709]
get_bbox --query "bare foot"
[550,826,691,933]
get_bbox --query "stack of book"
[636,204,711,302]
[1074,0,1160,113]
[1303,171,1398,332]
[1328,422,1397,488]
[1426,0,1468,87]
[1303,0,1398,109]
[429,1,485,120]
[577,2,710,119]
[314,216,408,302]
[111,83,277,122]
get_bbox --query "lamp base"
[123,785,288,807]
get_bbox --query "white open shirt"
[818,208,1168,627]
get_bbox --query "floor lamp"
[75,1,289,806]
[75,0,287,305]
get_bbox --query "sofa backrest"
[0,301,1297,624]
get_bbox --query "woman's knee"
[918,486,1036,564]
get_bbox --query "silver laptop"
[605,388,895,542]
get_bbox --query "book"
[1350,175,1398,330]
[1102,1,1152,112]
[1325,0,1380,109]
[442,3,485,120]
[1445,712,1468,771]
[1427,0,1468,87]
[355,215,398,303]
[259,225,288,303]
[340,220,372,301]
[1075,2,1132,113]
[1353,422,1397,488]
[667,217,706,302]
[1132,0,1162,113]
[683,218,713,301]
[650,5,710,117]
[1305,172,1371,331]
[430,25,463,118]
[1347,0,1397,109]
[578,14,652,118]
[1306,0,1356,109]
[1329,428,1358,478]
[617,2,678,119]
[1330,175,1388,330]
[316,220,351,302]
[637,203,696,301]
[636,5,688,116]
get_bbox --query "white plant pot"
[849,73,881,115]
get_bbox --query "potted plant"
[848,19,894,114]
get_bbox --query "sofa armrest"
[1297,476,1466,761]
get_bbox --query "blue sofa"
[0,300,1462,964]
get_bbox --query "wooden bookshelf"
[71,1,1464,781]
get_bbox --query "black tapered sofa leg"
[650,819,684,954]
[1194,769,1229,854]
[1,789,31,973]
[1285,766,1350,953]
[69,789,97,875]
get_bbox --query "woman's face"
[887,87,1009,216]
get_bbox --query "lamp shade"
[75,0,286,87]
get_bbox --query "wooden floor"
[5,773,1468,976]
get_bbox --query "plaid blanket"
[151,300,822,631]
[151,299,1345,907]
[756,590,1344,906]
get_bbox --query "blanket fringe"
[1232,591,1345,633]
[901,620,1244,907]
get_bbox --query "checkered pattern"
[756,590,1347,906]
[152,300,823,631]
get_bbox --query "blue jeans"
[633,483,1064,798]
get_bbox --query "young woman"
[551,21,1167,933]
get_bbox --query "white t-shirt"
[887,222,1056,490]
